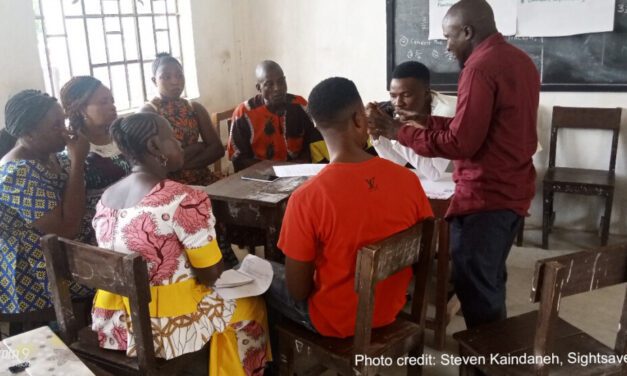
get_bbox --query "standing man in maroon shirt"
[369,0,540,328]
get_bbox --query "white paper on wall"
[517,0,615,37]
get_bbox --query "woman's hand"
[65,131,90,162]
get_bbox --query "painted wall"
[0,0,46,127]
[231,0,627,235]
[0,0,626,235]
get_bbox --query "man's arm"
[285,256,315,301]
[397,68,495,159]
[229,115,260,172]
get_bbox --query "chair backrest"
[529,243,627,365]
[352,218,437,353]
[210,108,235,175]
[41,235,156,373]
[548,106,622,171]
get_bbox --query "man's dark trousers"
[450,209,522,328]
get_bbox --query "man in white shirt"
[369,61,457,180]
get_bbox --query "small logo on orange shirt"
[365,177,377,191]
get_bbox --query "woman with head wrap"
[59,76,131,245]
[0,89,93,317]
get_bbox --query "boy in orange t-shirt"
[267,77,433,338]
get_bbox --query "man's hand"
[366,102,402,140]
[395,108,428,124]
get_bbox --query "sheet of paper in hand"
[214,254,273,300]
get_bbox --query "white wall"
[0,0,45,127]
[1,0,626,235]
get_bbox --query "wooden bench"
[454,242,627,376]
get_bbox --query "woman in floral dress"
[90,112,269,375]
[141,52,224,185]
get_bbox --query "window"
[33,0,198,112]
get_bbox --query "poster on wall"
[428,0,517,40]
[517,0,616,37]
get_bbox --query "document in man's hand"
[214,255,273,300]
[215,269,254,288]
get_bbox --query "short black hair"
[307,77,361,127]
[392,61,430,85]
[110,112,161,164]
[152,52,183,76]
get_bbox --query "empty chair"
[210,107,235,176]
[454,242,627,376]
[276,219,437,376]
[542,106,622,249]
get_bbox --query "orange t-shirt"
[278,157,433,338]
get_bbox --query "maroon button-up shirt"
[398,33,540,218]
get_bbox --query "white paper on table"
[273,164,326,177]
[429,0,517,40]
[1,326,94,376]
[517,0,615,37]
[214,254,273,300]
[413,171,455,200]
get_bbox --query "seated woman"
[59,76,131,245]
[141,52,224,185]
[91,113,269,375]
[0,90,92,316]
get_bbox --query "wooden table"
[204,161,307,261]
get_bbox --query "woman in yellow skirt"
[90,112,270,375]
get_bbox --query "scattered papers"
[273,164,326,177]
[214,254,273,300]
[414,171,455,200]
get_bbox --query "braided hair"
[59,76,103,132]
[1,90,58,158]
[109,112,161,164]
[152,52,182,77]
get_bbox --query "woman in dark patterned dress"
[141,52,224,186]
[59,76,131,245]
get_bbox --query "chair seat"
[454,311,622,376]
[544,167,615,189]
[277,318,423,372]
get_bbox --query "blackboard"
[387,0,627,92]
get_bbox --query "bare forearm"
[183,142,225,170]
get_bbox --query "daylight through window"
[33,0,196,112]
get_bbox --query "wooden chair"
[210,108,235,176]
[542,106,622,249]
[276,218,437,376]
[454,242,627,376]
[41,235,201,376]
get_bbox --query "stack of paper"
[214,255,273,300]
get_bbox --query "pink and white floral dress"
[91,180,269,375]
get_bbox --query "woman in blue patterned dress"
[59,76,131,245]
[0,90,93,316]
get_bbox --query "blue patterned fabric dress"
[0,158,93,314]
